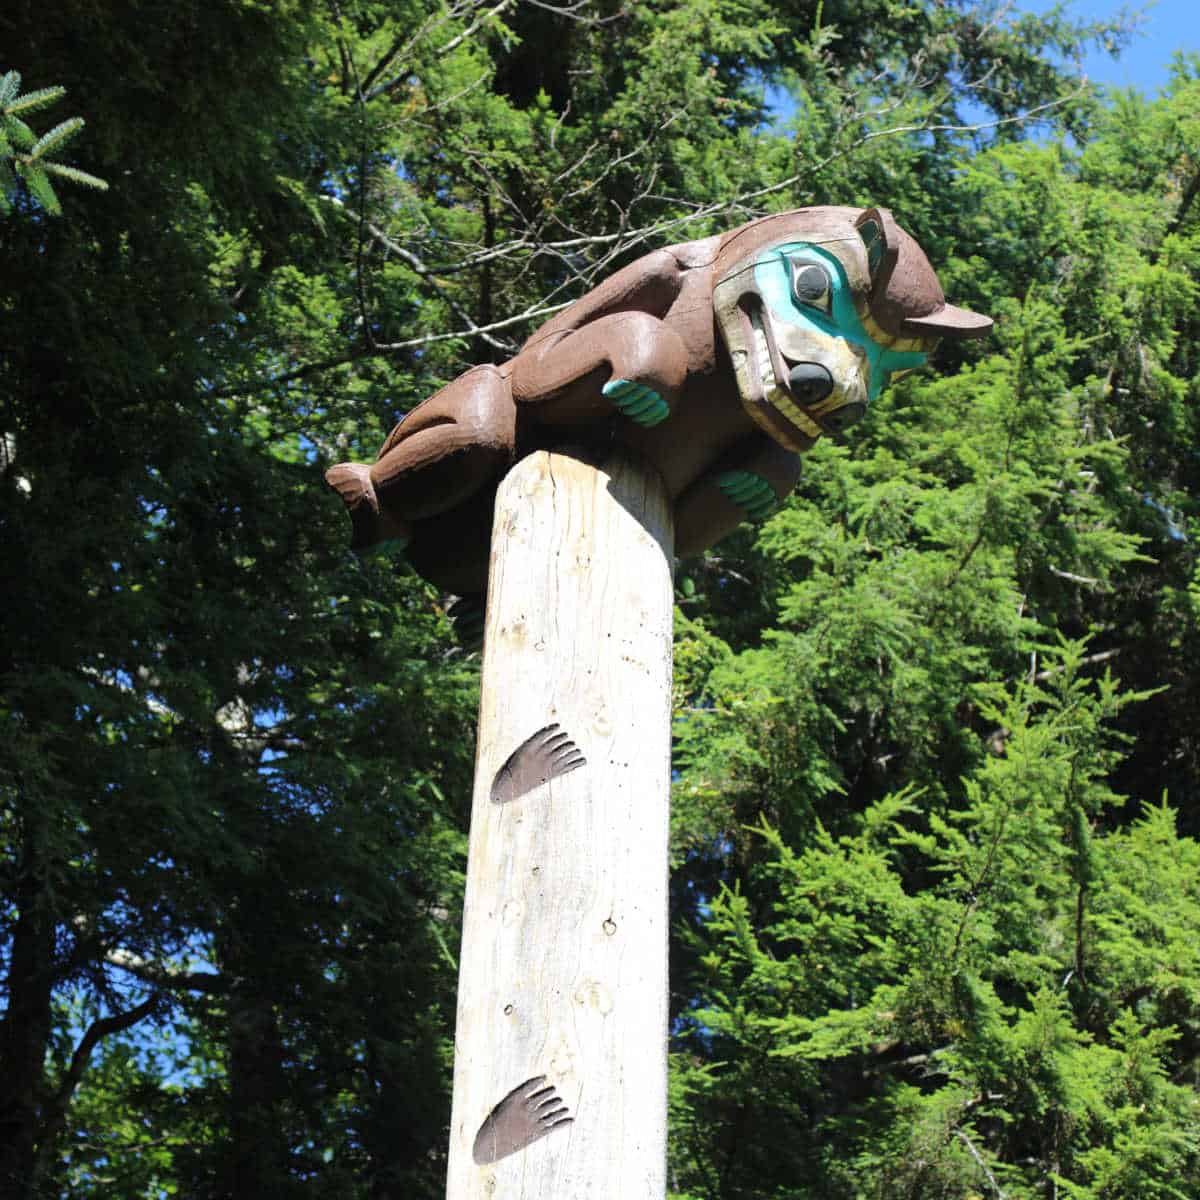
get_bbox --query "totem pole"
[326,206,991,1198]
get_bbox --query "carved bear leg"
[326,365,516,552]
[406,493,497,599]
[510,312,689,427]
[674,436,801,558]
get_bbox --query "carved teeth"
[765,387,823,437]
[754,324,771,385]
[748,310,822,438]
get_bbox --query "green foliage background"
[1,2,1197,1196]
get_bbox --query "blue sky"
[1031,0,1197,94]
[763,1,1195,129]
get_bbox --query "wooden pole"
[445,447,674,1199]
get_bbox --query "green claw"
[716,471,778,520]
[637,402,670,427]
[602,378,638,399]
[722,469,755,486]
[603,379,670,427]
[619,392,662,418]
[717,473,760,500]
[607,384,650,407]
[722,487,758,504]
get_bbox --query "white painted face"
[714,237,933,450]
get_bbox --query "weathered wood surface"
[445,448,674,1199]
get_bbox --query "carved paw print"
[473,1075,574,1164]
[602,378,670,427]
[491,723,586,805]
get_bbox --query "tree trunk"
[225,979,289,1198]
[0,818,56,1200]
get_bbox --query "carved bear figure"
[326,206,991,594]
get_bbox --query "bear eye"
[788,258,832,315]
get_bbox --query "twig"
[230,73,1079,399]
[1033,646,1122,683]
[211,300,573,397]
[1049,565,1101,587]
[436,0,517,59]
[956,1129,1008,1199]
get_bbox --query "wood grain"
[445,448,674,1199]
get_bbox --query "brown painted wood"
[325,207,993,592]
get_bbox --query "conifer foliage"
[1,2,1197,1197]
[0,70,107,216]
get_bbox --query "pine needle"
[42,161,109,191]
[0,71,20,106]
[20,164,62,214]
[4,116,35,150]
[31,117,84,160]
[6,84,67,116]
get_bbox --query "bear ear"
[854,207,901,299]
[855,205,994,340]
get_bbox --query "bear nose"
[786,362,834,406]
[822,401,866,433]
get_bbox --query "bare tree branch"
[519,0,629,27]
[1049,565,1102,587]
[54,997,158,1111]
[1034,646,1123,683]
[363,0,511,101]
[956,1128,1008,1199]
[106,947,229,994]
[437,0,517,59]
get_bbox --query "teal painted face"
[753,242,928,404]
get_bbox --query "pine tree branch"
[32,993,161,1183]
[30,117,83,160]
[4,85,65,116]
[211,347,369,397]
[1156,164,1200,257]
[220,84,1076,399]
[40,161,108,190]
[0,70,22,106]
[363,0,517,101]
